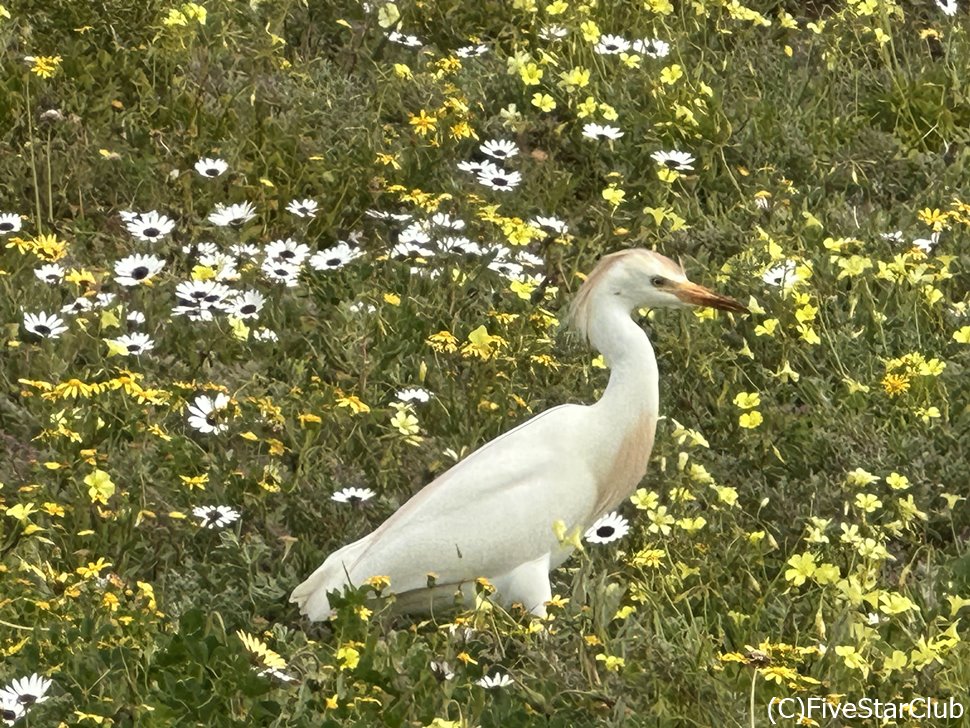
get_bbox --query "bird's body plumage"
[291,249,743,621]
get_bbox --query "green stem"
[25,74,43,234]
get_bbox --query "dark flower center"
[205,511,221,525]
[327,257,342,267]
[279,250,295,259]
[0,222,14,231]
[132,266,149,280]
[143,227,160,238]
[204,294,220,302]
[205,168,219,176]
[35,325,51,335]
[17,694,37,706]
[596,526,615,538]
[298,206,309,214]
[2,707,18,719]
[241,304,256,314]
[127,343,141,353]
[492,178,508,187]
[664,160,679,169]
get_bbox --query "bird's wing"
[298,403,597,606]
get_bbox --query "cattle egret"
[291,249,746,621]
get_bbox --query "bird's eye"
[651,276,666,287]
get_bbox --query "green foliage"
[1,0,969,726]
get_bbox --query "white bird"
[291,249,746,621]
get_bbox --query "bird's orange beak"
[673,281,748,314]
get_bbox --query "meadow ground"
[1,0,969,725]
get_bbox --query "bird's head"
[570,248,747,341]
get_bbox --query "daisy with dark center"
[477,166,522,191]
[539,24,568,40]
[488,258,525,280]
[480,139,519,160]
[633,38,670,58]
[763,260,796,287]
[127,310,146,325]
[23,311,68,339]
[390,241,435,262]
[399,222,432,245]
[230,242,261,259]
[34,263,65,283]
[582,123,624,140]
[107,332,155,356]
[228,290,266,319]
[187,393,231,434]
[457,160,490,174]
[95,292,117,307]
[387,31,422,47]
[286,198,318,218]
[61,296,94,315]
[194,157,228,178]
[0,212,22,234]
[265,238,310,266]
[430,212,466,229]
[174,280,234,311]
[437,236,482,255]
[184,241,220,257]
[650,150,695,171]
[332,487,376,504]
[594,33,631,54]
[531,215,569,235]
[260,258,302,287]
[0,673,52,709]
[114,253,166,287]
[1,693,23,725]
[308,242,363,271]
[208,201,256,227]
[457,44,489,57]
[199,252,240,281]
[429,660,455,681]
[253,328,279,342]
[125,210,175,242]
[365,209,412,222]
[192,505,241,529]
[584,511,629,544]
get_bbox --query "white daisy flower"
[184,241,220,257]
[538,24,568,40]
[365,209,412,222]
[762,260,796,287]
[438,236,482,255]
[429,660,454,681]
[1,693,24,725]
[114,253,166,286]
[126,210,175,242]
[253,327,279,342]
[936,0,958,15]
[488,258,524,280]
[95,292,117,308]
[594,34,631,54]
[286,198,318,218]
[531,215,568,235]
[265,238,310,266]
[34,263,65,284]
[396,387,430,403]
[399,222,432,245]
[913,232,940,254]
[174,280,234,314]
[261,259,302,286]
[208,201,256,227]
[256,667,298,683]
[456,44,489,57]
[309,242,363,271]
[1,673,52,708]
[584,511,629,544]
[582,123,624,140]
[23,311,68,339]
[61,296,94,315]
[651,149,695,171]
[388,31,422,47]
[230,243,261,259]
[477,166,522,191]
[187,392,231,434]
[390,241,435,262]
[632,38,670,58]
[107,332,155,356]
[880,231,904,243]
[228,290,266,319]
[430,212,466,230]
[0,213,22,235]
[194,157,228,178]
[192,505,241,529]
[119,210,140,223]
[332,487,376,504]
[127,310,146,325]
[457,160,490,174]
[199,252,240,281]
[476,672,513,689]
[480,139,519,160]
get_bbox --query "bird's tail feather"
[290,536,372,621]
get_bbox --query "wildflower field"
[2,0,970,725]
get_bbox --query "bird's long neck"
[587,296,659,421]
